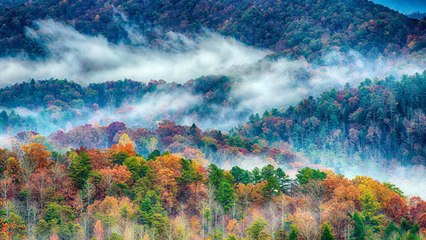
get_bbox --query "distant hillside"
[408,12,426,20]
[0,72,425,165]
[1,0,426,59]
[0,76,245,133]
[233,72,426,165]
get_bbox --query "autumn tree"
[289,208,318,240]
[106,122,126,146]
[111,133,136,156]
[384,195,408,223]
[147,154,182,212]
[28,168,53,208]
[22,143,51,171]
[359,189,385,235]
[93,220,104,240]
[87,149,112,170]
[98,165,132,195]
[88,196,137,234]
[0,208,26,239]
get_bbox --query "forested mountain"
[233,72,426,165]
[0,76,232,110]
[1,0,426,239]
[0,76,242,133]
[1,72,425,166]
[1,0,426,59]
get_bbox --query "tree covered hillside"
[0,76,239,133]
[1,72,425,165]
[233,72,426,165]
[0,133,425,239]
[1,0,426,59]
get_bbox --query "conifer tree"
[352,212,366,240]
[321,223,335,240]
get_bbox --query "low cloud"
[86,89,201,128]
[0,19,268,85]
[1,20,425,121]
[0,134,14,149]
[230,51,426,113]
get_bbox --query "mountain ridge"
[1,0,426,59]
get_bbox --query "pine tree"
[216,181,237,213]
[289,224,298,240]
[321,223,335,240]
[406,224,420,240]
[383,221,401,240]
[352,212,366,240]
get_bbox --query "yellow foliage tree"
[111,133,136,156]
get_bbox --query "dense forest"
[1,0,426,59]
[1,132,425,239]
[0,73,424,239]
[1,72,425,166]
[0,76,233,110]
[1,0,426,239]
[233,72,426,166]
[0,75,241,133]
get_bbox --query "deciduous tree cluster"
[0,136,425,239]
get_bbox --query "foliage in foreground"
[0,135,425,239]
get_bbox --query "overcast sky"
[372,0,426,14]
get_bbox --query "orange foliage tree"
[111,133,136,156]
[22,143,51,171]
[98,165,132,193]
[147,154,182,212]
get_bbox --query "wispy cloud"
[0,19,268,85]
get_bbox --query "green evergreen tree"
[178,158,200,185]
[147,150,161,160]
[352,212,366,240]
[289,224,298,240]
[274,228,287,240]
[69,151,92,189]
[123,156,149,181]
[321,223,335,240]
[230,166,253,184]
[383,221,401,240]
[400,218,412,234]
[216,181,237,213]
[208,164,224,188]
[406,224,420,240]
